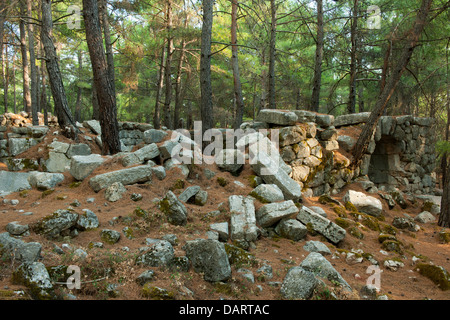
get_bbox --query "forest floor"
[0,126,449,301]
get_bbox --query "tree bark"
[74,50,83,123]
[351,0,433,168]
[173,39,187,129]
[2,40,8,113]
[348,0,359,114]
[41,0,77,136]
[200,0,214,133]
[0,1,6,113]
[268,0,277,109]
[100,0,116,104]
[311,0,324,113]
[20,1,31,114]
[439,40,450,228]
[163,0,174,129]
[153,45,165,129]
[27,0,38,125]
[83,0,121,155]
[231,0,245,129]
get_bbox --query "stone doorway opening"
[368,136,403,187]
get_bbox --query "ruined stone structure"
[0,109,437,198]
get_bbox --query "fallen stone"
[256,200,299,228]
[66,143,91,158]
[303,240,332,255]
[229,195,258,245]
[300,252,352,291]
[28,172,64,191]
[159,191,188,226]
[76,209,99,231]
[6,221,29,236]
[83,120,101,135]
[105,182,127,202]
[414,211,436,224]
[0,171,32,196]
[100,229,121,244]
[392,217,419,232]
[183,239,231,282]
[215,149,244,175]
[70,154,106,181]
[12,262,56,300]
[44,152,71,173]
[178,186,201,203]
[32,209,79,239]
[0,232,42,262]
[135,240,175,267]
[210,222,229,242]
[89,165,154,192]
[280,266,318,300]
[275,218,307,241]
[250,150,302,201]
[343,190,383,217]
[296,206,346,244]
[250,184,284,203]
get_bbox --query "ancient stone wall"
[0,110,437,197]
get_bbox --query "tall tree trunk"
[91,82,99,120]
[173,39,187,129]
[83,0,121,155]
[100,0,116,103]
[351,0,433,168]
[2,41,8,113]
[0,1,6,113]
[231,0,245,129]
[163,0,173,129]
[41,0,77,136]
[153,45,165,129]
[348,0,359,114]
[27,0,38,125]
[200,0,214,133]
[439,40,450,228]
[311,0,324,112]
[12,51,17,113]
[268,0,277,109]
[75,50,83,123]
[40,63,48,126]
[20,1,31,114]
[259,49,267,112]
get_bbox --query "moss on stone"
[224,243,256,268]
[19,190,29,198]
[41,189,55,198]
[333,205,347,217]
[360,214,381,232]
[439,230,450,244]
[381,240,403,254]
[344,201,359,213]
[170,179,185,191]
[349,227,364,239]
[416,263,450,291]
[248,191,269,204]
[381,223,398,236]
[217,177,228,187]
[378,234,397,243]
[334,217,351,229]
[69,181,81,188]
[141,284,175,299]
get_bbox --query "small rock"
[104,182,127,202]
